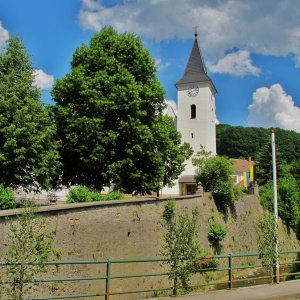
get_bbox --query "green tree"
[257,211,278,282]
[193,152,238,207]
[161,200,200,296]
[216,124,269,160]
[52,27,190,193]
[154,115,193,188]
[216,124,300,164]
[256,140,285,185]
[260,178,300,229]
[0,37,60,191]
[2,204,56,299]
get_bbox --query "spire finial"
[194,25,199,37]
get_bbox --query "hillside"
[216,124,300,163]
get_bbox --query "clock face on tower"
[187,84,199,97]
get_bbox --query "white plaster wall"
[160,179,180,196]
[177,82,216,175]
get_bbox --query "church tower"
[176,33,217,193]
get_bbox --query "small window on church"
[191,133,194,138]
[191,104,196,119]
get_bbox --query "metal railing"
[0,250,299,300]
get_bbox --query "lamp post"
[271,129,280,283]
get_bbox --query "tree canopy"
[193,149,239,207]
[0,37,60,191]
[217,124,300,163]
[52,27,191,193]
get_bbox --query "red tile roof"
[231,158,254,175]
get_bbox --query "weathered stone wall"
[0,194,298,299]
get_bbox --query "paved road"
[150,280,300,300]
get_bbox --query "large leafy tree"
[193,150,239,207]
[0,37,60,191]
[52,27,191,193]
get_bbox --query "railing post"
[228,254,233,289]
[105,259,111,300]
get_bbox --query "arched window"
[191,104,196,119]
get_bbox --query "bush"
[208,222,227,243]
[260,178,300,229]
[104,191,123,201]
[67,186,92,203]
[67,186,123,203]
[0,184,16,210]
[196,250,219,271]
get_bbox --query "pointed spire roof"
[176,34,216,92]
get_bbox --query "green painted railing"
[0,250,299,299]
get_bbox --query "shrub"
[105,191,123,201]
[67,186,123,203]
[260,178,300,229]
[196,250,219,271]
[67,186,92,203]
[208,222,227,243]
[0,184,16,210]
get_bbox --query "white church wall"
[177,82,216,176]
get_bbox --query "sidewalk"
[151,280,300,300]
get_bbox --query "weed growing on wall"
[207,222,228,254]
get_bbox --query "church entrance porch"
[178,175,197,195]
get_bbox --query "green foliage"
[0,184,16,210]
[257,211,278,280]
[52,27,191,194]
[0,37,61,191]
[161,201,200,296]
[67,186,123,203]
[67,186,95,203]
[207,222,227,254]
[104,191,123,201]
[193,153,239,207]
[217,124,300,164]
[2,204,56,299]
[163,199,176,222]
[208,222,228,243]
[197,249,219,271]
[260,178,300,229]
[256,141,285,185]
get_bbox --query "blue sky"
[1,0,300,132]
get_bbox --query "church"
[162,33,217,196]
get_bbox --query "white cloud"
[33,69,54,90]
[78,0,300,66]
[155,58,171,71]
[208,50,261,77]
[248,84,300,133]
[0,21,9,48]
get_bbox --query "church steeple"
[176,34,216,93]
